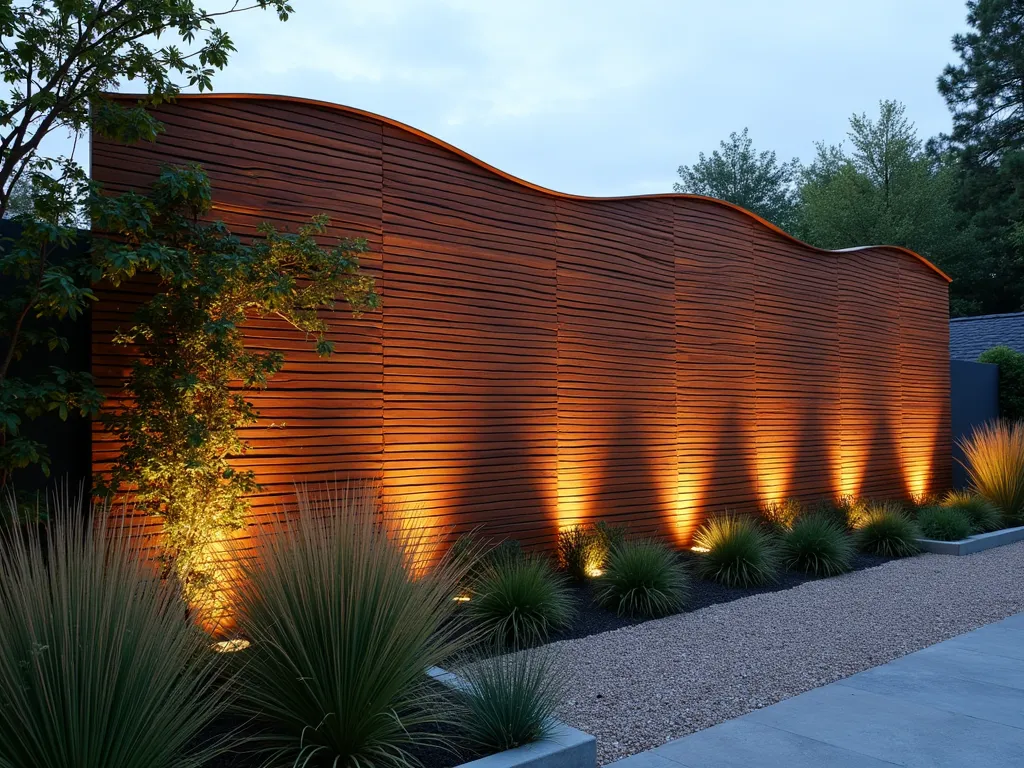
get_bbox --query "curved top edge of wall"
[103,92,953,284]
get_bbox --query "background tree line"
[674,0,1023,318]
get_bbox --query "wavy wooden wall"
[91,95,952,552]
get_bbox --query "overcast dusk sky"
[123,1,971,196]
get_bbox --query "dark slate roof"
[950,311,1024,361]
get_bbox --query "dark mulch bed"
[541,551,894,644]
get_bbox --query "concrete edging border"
[427,666,597,768]
[917,524,1024,555]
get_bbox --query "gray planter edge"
[917,524,1024,555]
[426,666,597,768]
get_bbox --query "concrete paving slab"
[884,642,1024,691]
[745,684,1024,767]
[837,658,1024,729]
[650,719,901,768]
[940,623,1024,661]
[990,611,1024,630]
[604,751,682,768]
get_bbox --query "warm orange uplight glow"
[902,414,941,501]
[586,567,604,578]
[212,638,251,653]
[671,461,711,547]
[193,531,243,636]
[756,446,795,509]
[834,440,868,500]
[555,476,590,532]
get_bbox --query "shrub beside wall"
[978,346,1024,421]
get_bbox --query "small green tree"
[674,128,801,232]
[978,345,1024,421]
[0,0,292,488]
[92,165,379,601]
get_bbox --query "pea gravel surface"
[546,542,1024,765]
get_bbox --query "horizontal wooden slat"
[90,94,952,574]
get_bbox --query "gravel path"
[547,541,1024,765]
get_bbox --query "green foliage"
[692,514,779,588]
[853,501,922,557]
[593,519,628,555]
[594,539,689,618]
[835,495,871,529]
[917,505,975,541]
[557,523,602,581]
[450,532,524,594]
[674,128,801,231]
[941,489,1003,532]
[490,538,525,566]
[0,214,104,484]
[936,0,1024,314]
[233,483,471,768]
[454,650,566,754]
[978,346,1024,421]
[797,100,967,311]
[760,497,805,533]
[805,496,863,531]
[939,0,1024,164]
[779,514,855,577]
[470,557,574,649]
[959,420,1024,524]
[0,493,232,768]
[91,166,378,600]
[556,520,626,581]
[0,0,293,484]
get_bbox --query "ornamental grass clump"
[470,557,574,649]
[960,420,1024,525]
[233,483,472,768]
[852,501,921,557]
[595,539,689,618]
[779,514,855,577]
[454,649,567,754]
[917,505,975,542]
[940,490,1002,533]
[556,523,602,581]
[692,514,779,588]
[759,497,805,533]
[0,493,232,768]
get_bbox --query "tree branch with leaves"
[92,165,379,603]
[0,0,292,490]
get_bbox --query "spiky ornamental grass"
[852,501,922,557]
[917,506,975,541]
[960,421,1024,526]
[470,557,574,650]
[0,494,232,768]
[941,490,1003,533]
[692,514,779,588]
[779,514,855,577]
[454,649,567,754]
[232,483,474,768]
[595,539,689,618]
[556,524,601,582]
[759,497,805,534]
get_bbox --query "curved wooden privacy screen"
[91,94,951,550]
